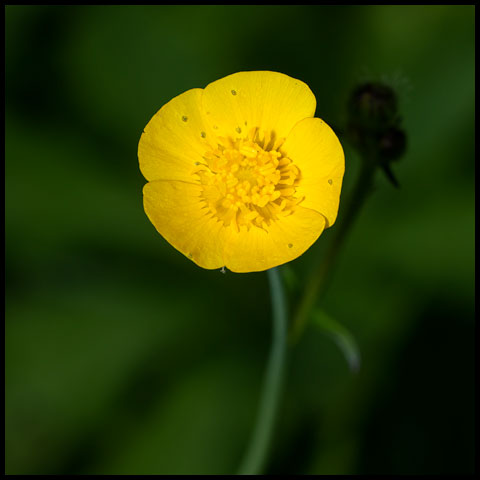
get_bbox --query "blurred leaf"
[311,309,361,373]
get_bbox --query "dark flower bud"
[345,81,406,187]
[378,127,406,162]
[348,82,398,131]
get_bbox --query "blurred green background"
[5,5,475,475]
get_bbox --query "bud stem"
[290,160,377,343]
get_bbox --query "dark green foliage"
[5,5,474,475]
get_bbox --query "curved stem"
[290,161,377,343]
[237,267,288,475]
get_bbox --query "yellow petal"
[138,88,216,183]
[223,207,326,273]
[202,71,316,143]
[143,180,227,269]
[281,117,345,227]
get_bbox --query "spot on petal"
[328,179,333,185]
[231,89,237,96]
[236,126,242,134]
[288,243,293,248]
[182,116,188,122]
[200,131,206,138]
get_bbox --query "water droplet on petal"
[328,179,333,185]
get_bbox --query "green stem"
[237,267,288,475]
[290,160,377,343]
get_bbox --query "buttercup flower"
[138,71,344,273]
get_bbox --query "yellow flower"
[138,71,344,273]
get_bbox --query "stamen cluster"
[196,129,303,230]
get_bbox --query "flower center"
[195,129,303,231]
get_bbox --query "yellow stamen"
[195,134,302,230]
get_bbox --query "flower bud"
[346,81,406,184]
[378,126,406,162]
[348,82,398,131]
